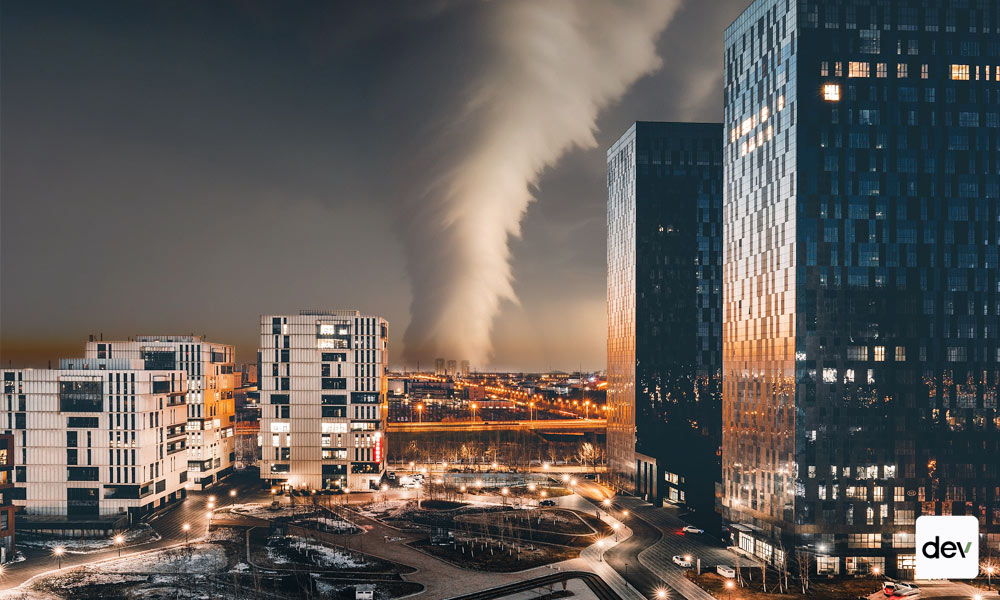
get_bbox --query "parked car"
[584,473,597,480]
[716,565,736,579]
[671,555,693,568]
[539,499,556,507]
[387,472,397,480]
[682,526,705,534]
[883,581,920,597]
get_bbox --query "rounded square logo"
[915,515,979,579]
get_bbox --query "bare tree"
[795,547,812,594]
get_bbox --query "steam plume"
[401,0,678,366]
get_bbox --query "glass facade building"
[607,122,723,517]
[722,0,1000,577]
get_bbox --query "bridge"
[387,418,606,434]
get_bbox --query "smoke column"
[400,0,679,367]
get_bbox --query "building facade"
[86,336,237,489]
[258,311,388,491]
[0,433,14,561]
[722,0,999,577]
[2,359,188,522]
[606,122,724,518]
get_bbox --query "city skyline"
[0,0,749,372]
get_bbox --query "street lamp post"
[114,534,124,557]
[53,547,65,569]
[725,580,734,600]
[183,523,191,547]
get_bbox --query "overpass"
[387,418,606,434]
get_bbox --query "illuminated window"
[874,346,885,362]
[897,63,908,78]
[876,63,887,78]
[834,62,843,76]
[820,61,829,76]
[766,125,773,140]
[895,346,906,361]
[921,64,928,79]
[270,422,290,433]
[848,61,869,77]
[823,84,841,101]
[950,64,970,80]
[740,117,752,136]
[777,95,785,111]
[760,106,769,122]
[740,141,747,156]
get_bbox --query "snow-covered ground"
[301,516,355,530]
[94,543,228,574]
[267,536,366,569]
[17,524,161,554]
[225,502,320,519]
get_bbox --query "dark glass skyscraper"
[607,122,723,519]
[722,0,999,578]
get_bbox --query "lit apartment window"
[950,64,970,80]
[897,63,908,78]
[777,95,785,111]
[834,62,843,76]
[760,105,769,122]
[895,346,906,361]
[848,61,869,77]
[921,64,929,79]
[823,84,841,101]
[820,61,829,76]
[876,63,887,78]
[874,346,885,361]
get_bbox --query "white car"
[672,555,693,568]
[682,526,705,534]
[716,565,736,578]
[883,582,920,597]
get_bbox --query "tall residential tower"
[722,0,999,577]
[259,311,388,492]
[607,122,723,518]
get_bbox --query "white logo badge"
[915,515,979,579]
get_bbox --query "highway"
[387,418,606,433]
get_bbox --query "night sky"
[1,0,747,371]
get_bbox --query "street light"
[613,522,621,541]
[229,489,237,498]
[655,589,667,599]
[725,580,734,600]
[114,534,124,557]
[596,539,605,561]
[53,547,65,569]
[183,523,191,547]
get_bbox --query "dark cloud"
[0,0,748,371]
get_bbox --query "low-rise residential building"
[2,359,188,527]
[86,336,237,489]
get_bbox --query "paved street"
[0,471,268,590]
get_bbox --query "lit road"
[388,418,606,434]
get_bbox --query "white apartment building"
[85,336,237,489]
[1,359,188,521]
[259,311,387,491]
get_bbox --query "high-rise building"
[606,121,724,517]
[86,336,237,489]
[2,359,188,523]
[434,358,446,376]
[259,311,388,491]
[0,433,14,562]
[722,0,999,577]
